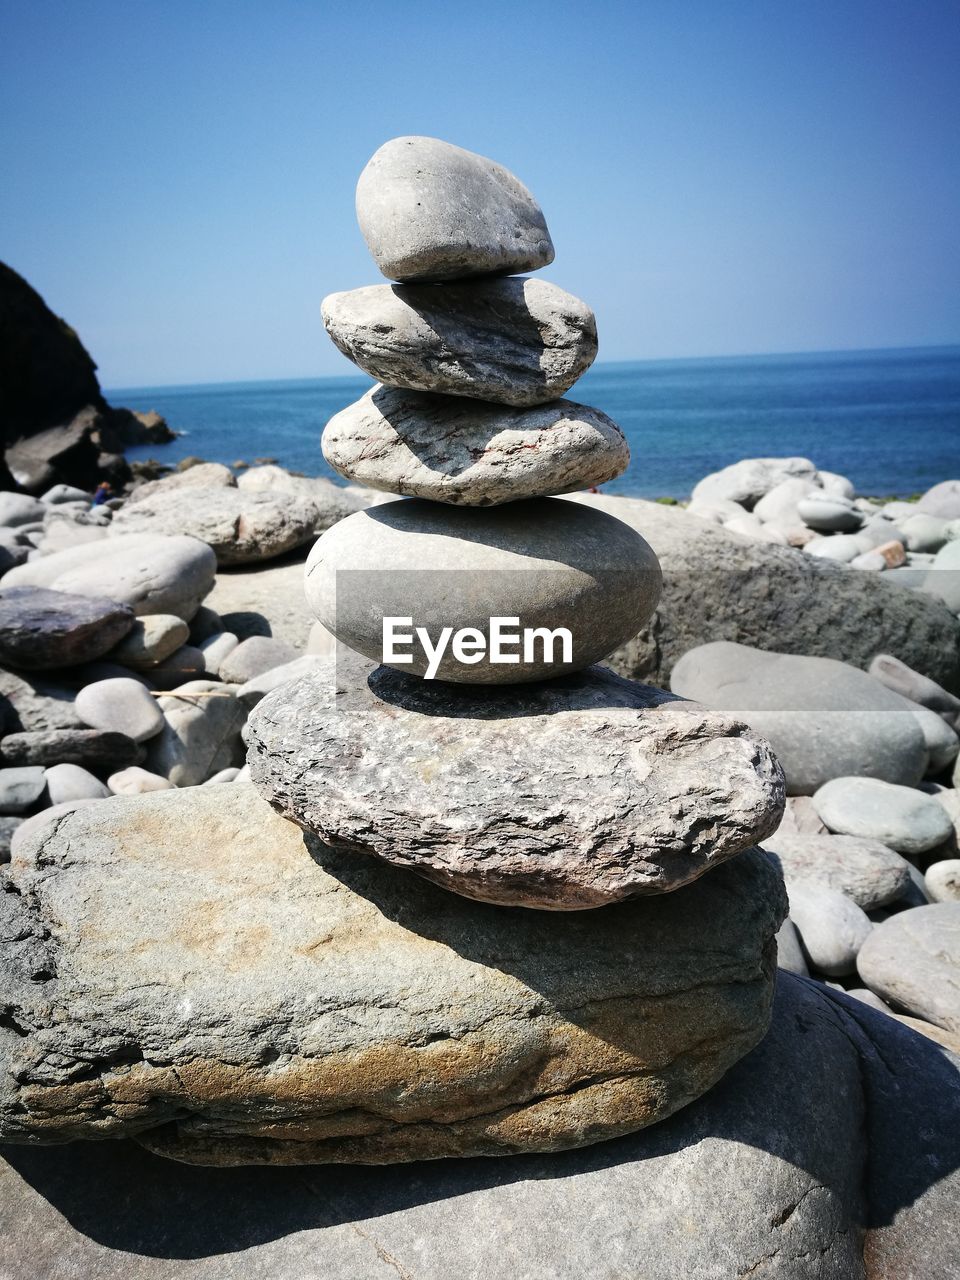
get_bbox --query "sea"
[110,345,960,500]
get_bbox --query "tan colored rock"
[0,785,785,1164]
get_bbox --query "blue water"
[109,345,960,500]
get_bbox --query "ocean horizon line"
[105,341,960,399]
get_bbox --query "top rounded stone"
[356,136,555,282]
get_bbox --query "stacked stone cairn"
[237,136,787,1163]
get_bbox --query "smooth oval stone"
[786,882,872,976]
[2,533,216,621]
[109,614,189,668]
[797,493,863,532]
[763,830,912,910]
[804,533,863,562]
[321,277,597,406]
[925,860,960,903]
[246,659,785,909]
[111,488,317,566]
[0,586,134,671]
[857,903,960,1031]
[43,762,110,804]
[75,677,165,743]
[812,776,954,854]
[0,766,47,815]
[669,642,928,794]
[107,765,174,795]
[356,136,554,282]
[0,784,786,1161]
[917,479,960,520]
[868,652,960,724]
[304,498,662,683]
[322,387,629,506]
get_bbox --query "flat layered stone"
[322,387,628,505]
[356,136,554,282]
[0,784,785,1161]
[3,533,216,621]
[0,587,134,670]
[322,277,597,406]
[0,728,142,771]
[111,489,317,566]
[304,498,662,683]
[246,660,785,909]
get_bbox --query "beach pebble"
[763,830,912,910]
[126,463,237,504]
[188,605,225,645]
[43,763,110,804]
[1,728,142,772]
[875,540,906,567]
[0,815,23,863]
[817,471,855,499]
[813,776,955,854]
[804,533,862,562]
[146,681,247,787]
[0,493,46,528]
[669,642,927,794]
[109,614,189,668]
[723,514,789,544]
[752,476,818,523]
[356,136,554,283]
[111,489,317,567]
[107,766,175,796]
[148,645,207,685]
[845,987,893,1013]
[306,498,663,684]
[40,484,91,506]
[2,533,216,621]
[686,497,747,524]
[0,586,134,671]
[690,457,817,509]
[900,698,960,773]
[75,677,165,743]
[797,492,863,532]
[217,636,299,685]
[775,918,809,975]
[917,480,960,521]
[323,387,628,506]
[203,767,241,785]
[787,882,872,976]
[322,278,597,407]
[925,860,960,903]
[901,512,950,553]
[857,903,960,1031]
[198,631,240,677]
[920,538,960,613]
[868,653,960,725]
[849,550,886,571]
[0,766,47,815]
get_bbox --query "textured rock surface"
[3,533,216,620]
[0,784,785,1162]
[322,386,628,504]
[356,136,554,282]
[305,498,662,683]
[0,586,134,670]
[0,667,81,732]
[669,642,928,793]
[247,660,785,908]
[763,831,911,910]
[813,776,954,854]
[235,466,379,533]
[126,462,237,504]
[1,977,958,1277]
[111,488,317,565]
[322,277,597,405]
[0,728,142,771]
[858,904,960,1031]
[563,494,960,694]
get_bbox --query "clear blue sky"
[2,0,958,388]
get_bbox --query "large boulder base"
[564,494,960,693]
[0,784,785,1163]
[246,660,785,909]
[1,977,958,1278]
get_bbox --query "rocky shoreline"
[2,136,960,1276]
